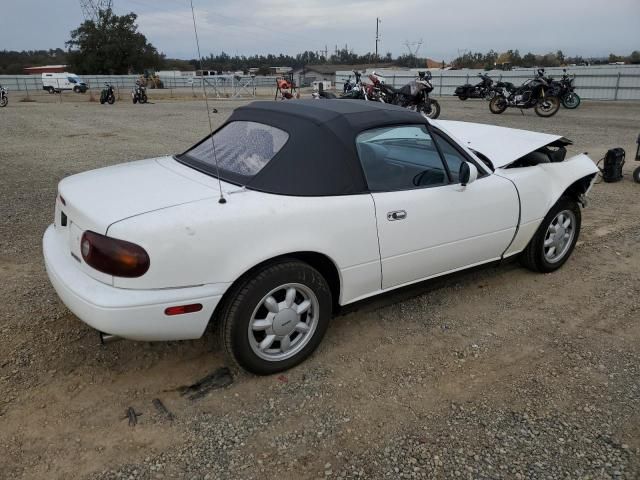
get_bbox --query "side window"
[356,125,449,192]
[433,132,487,182]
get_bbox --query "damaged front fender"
[495,153,599,258]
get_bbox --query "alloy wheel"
[543,210,576,263]
[248,283,320,362]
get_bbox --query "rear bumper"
[43,224,228,341]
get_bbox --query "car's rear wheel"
[219,260,332,375]
[520,197,581,273]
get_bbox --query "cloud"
[1,0,638,59]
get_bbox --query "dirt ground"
[0,96,639,480]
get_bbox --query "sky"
[1,0,638,61]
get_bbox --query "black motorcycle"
[455,73,497,100]
[376,71,441,119]
[343,74,355,93]
[313,71,368,100]
[546,69,580,109]
[0,85,7,108]
[131,83,148,104]
[100,83,116,105]
[489,69,560,117]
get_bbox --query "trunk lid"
[57,157,222,235]
[433,120,569,168]
[55,157,227,285]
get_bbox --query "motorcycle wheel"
[0,96,7,107]
[141,94,148,104]
[458,95,468,101]
[100,97,105,104]
[132,95,138,104]
[562,92,581,109]
[417,99,440,120]
[534,96,560,117]
[107,95,115,105]
[633,166,640,184]
[489,95,507,114]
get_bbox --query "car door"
[356,123,519,290]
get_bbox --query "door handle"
[387,210,407,221]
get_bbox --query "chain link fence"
[0,74,283,102]
[3,65,640,102]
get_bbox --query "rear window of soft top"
[178,121,289,184]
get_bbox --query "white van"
[42,73,88,93]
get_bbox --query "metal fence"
[0,74,282,100]
[3,65,640,101]
[335,65,640,101]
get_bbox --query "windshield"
[178,121,289,184]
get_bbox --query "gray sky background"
[1,0,638,60]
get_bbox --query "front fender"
[495,153,598,257]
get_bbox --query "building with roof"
[23,65,68,74]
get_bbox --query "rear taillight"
[81,231,150,277]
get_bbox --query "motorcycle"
[100,83,116,105]
[546,69,580,109]
[374,71,441,119]
[343,74,355,93]
[313,71,368,100]
[454,73,498,100]
[489,69,560,117]
[0,85,7,107]
[131,83,148,104]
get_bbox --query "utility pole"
[375,17,381,61]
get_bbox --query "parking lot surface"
[1,96,639,479]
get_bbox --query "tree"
[629,51,640,64]
[66,8,164,74]
[522,52,537,67]
[608,53,622,63]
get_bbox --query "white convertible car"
[43,100,598,374]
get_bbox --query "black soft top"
[192,100,428,196]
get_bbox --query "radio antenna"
[189,0,226,204]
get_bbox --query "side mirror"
[459,162,478,187]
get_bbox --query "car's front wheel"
[219,260,332,375]
[520,197,581,273]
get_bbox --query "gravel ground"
[0,96,639,480]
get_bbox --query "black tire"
[107,95,115,105]
[0,97,7,108]
[562,92,581,109]
[219,260,332,375]
[48,87,55,94]
[418,99,440,119]
[520,197,581,273]
[633,166,640,184]
[458,95,468,101]
[73,86,80,93]
[489,95,507,114]
[534,96,560,117]
[141,94,148,103]
[100,98,105,104]
[132,95,138,104]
